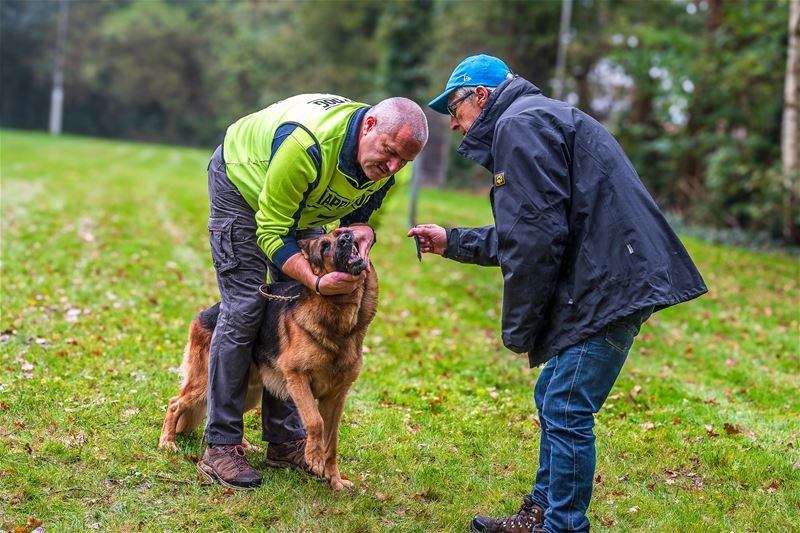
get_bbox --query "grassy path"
[1,130,798,531]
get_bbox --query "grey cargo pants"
[204,144,324,445]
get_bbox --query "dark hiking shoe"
[265,437,317,476]
[196,445,262,490]
[470,495,545,532]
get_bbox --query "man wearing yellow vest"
[197,94,428,489]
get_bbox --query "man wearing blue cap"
[409,55,706,532]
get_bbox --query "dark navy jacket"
[443,76,707,367]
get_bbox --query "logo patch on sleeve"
[494,172,506,187]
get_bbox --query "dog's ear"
[298,237,326,275]
[298,238,311,260]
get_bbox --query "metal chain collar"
[258,284,300,302]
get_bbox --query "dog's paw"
[329,476,354,492]
[305,448,325,477]
[241,438,262,453]
[158,440,179,453]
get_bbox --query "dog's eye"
[320,242,331,254]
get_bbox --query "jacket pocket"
[208,217,239,274]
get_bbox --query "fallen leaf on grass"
[705,425,719,437]
[640,421,655,431]
[628,505,640,513]
[723,423,742,434]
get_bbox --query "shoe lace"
[281,438,306,460]
[500,501,538,530]
[224,445,249,473]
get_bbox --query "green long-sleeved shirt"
[222,94,395,268]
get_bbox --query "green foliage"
[92,0,208,141]
[376,0,434,101]
[703,144,787,235]
[603,0,791,240]
[0,0,794,241]
[1,131,798,532]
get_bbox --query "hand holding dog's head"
[299,231,367,277]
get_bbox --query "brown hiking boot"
[265,437,317,476]
[470,495,545,532]
[196,445,262,490]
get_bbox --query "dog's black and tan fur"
[159,230,377,491]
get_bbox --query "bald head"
[357,97,428,181]
[370,97,429,147]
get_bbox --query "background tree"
[782,0,800,241]
[0,0,794,244]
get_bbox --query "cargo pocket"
[208,217,239,274]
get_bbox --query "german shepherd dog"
[159,229,377,491]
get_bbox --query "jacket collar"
[457,76,542,170]
[338,106,371,187]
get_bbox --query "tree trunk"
[49,0,69,135]
[782,0,800,243]
[415,109,450,187]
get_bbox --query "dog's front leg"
[284,372,325,477]
[159,396,182,452]
[318,388,353,491]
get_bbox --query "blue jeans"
[530,306,653,532]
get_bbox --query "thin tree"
[48,0,69,135]
[553,0,573,100]
[783,0,800,242]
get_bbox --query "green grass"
[1,129,798,532]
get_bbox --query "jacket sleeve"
[255,127,320,270]
[492,117,571,354]
[442,225,500,266]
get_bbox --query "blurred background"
[1,0,797,247]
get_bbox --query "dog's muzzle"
[334,231,366,275]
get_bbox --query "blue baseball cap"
[428,54,511,115]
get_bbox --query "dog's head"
[299,230,367,277]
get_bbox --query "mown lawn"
[1,130,798,532]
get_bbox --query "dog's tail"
[197,301,221,332]
[172,311,216,434]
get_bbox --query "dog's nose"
[340,231,352,242]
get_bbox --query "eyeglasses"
[447,90,475,117]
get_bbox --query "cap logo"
[494,172,506,187]
[463,74,472,82]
